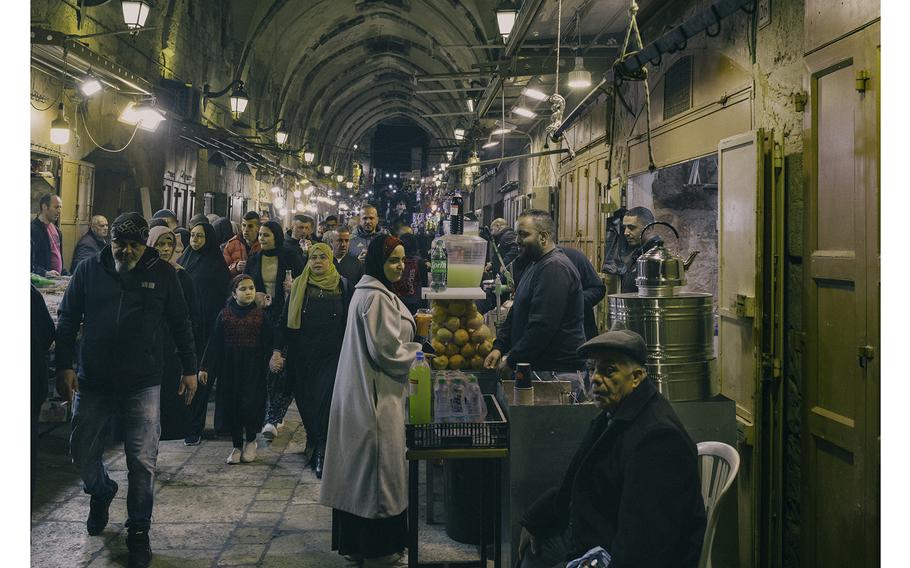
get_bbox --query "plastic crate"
[406,394,508,450]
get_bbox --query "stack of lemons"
[428,299,494,370]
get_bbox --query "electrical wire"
[30,45,68,112]
[77,105,142,153]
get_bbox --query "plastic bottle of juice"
[408,352,431,424]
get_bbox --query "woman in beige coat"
[320,235,420,567]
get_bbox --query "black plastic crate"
[406,394,508,450]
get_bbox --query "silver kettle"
[635,222,699,297]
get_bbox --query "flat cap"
[577,329,648,365]
[152,208,177,220]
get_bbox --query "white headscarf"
[147,225,183,270]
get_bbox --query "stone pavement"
[31,405,482,567]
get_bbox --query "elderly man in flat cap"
[55,212,198,568]
[517,329,706,568]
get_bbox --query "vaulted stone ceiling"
[227,0,501,170]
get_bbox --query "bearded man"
[55,212,198,568]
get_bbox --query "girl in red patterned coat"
[199,274,273,464]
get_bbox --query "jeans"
[70,385,161,532]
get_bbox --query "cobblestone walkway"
[31,405,478,567]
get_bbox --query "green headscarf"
[287,242,341,329]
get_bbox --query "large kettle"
[635,222,699,297]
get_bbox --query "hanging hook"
[648,50,663,67]
[673,28,689,52]
[705,6,722,37]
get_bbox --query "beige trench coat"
[319,275,421,518]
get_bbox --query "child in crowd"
[199,275,273,464]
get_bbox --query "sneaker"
[183,434,202,446]
[226,448,242,465]
[241,441,258,463]
[261,423,278,440]
[126,530,152,568]
[86,480,118,536]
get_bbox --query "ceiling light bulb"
[275,129,288,145]
[522,87,549,101]
[513,106,537,118]
[79,75,103,97]
[482,140,500,148]
[353,143,358,150]
[567,57,592,89]
[50,103,70,146]
[121,0,153,30]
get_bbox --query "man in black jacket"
[518,330,706,568]
[620,207,663,293]
[70,215,109,272]
[55,212,198,568]
[484,209,586,374]
[31,193,65,277]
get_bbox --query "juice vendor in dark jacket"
[55,212,198,568]
[518,330,706,568]
[484,209,586,374]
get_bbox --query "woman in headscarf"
[177,221,231,445]
[320,236,420,568]
[246,220,306,437]
[213,217,235,252]
[273,242,353,478]
[147,226,200,441]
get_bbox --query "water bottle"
[449,378,466,422]
[464,376,486,422]
[430,239,448,291]
[408,352,431,424]
[434,377,450,422]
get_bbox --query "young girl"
[199,275,272,464]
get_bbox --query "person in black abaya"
[178,221,231,445]
[273,243,352,478]
[147,226,200,441]
[246,220,305,437]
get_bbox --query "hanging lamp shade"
[303,150,315,163]
[322,165,332,175]
[495,0,518,42]
[567,56,592,89]
[335,174,344,183]
[275,129,288,145]
[229,82,249,117]
[121,0,154,30]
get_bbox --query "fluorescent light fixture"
[466,98,475,113]
[491,128,512,135]
[303,151,315,163]
[50,103,70,145]
[567,56,592,89]
[446,151,454,160]
[118,101,166,132]
[454,128,465,140]
[523,87,549,101]
[495,0,518,42]
[482,140,500,149]
[513,106,537,119]
[121,0,153,30]
[79,75,103,97]
[275,129,288,145]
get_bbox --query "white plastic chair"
[696,441,740,568]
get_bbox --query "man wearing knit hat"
[517,329,706,568]
[56,212,198,568]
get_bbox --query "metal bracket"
[792,91,808,112]
[857,345,875,368]
[734,294,756,318]
[855,70,871,93]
